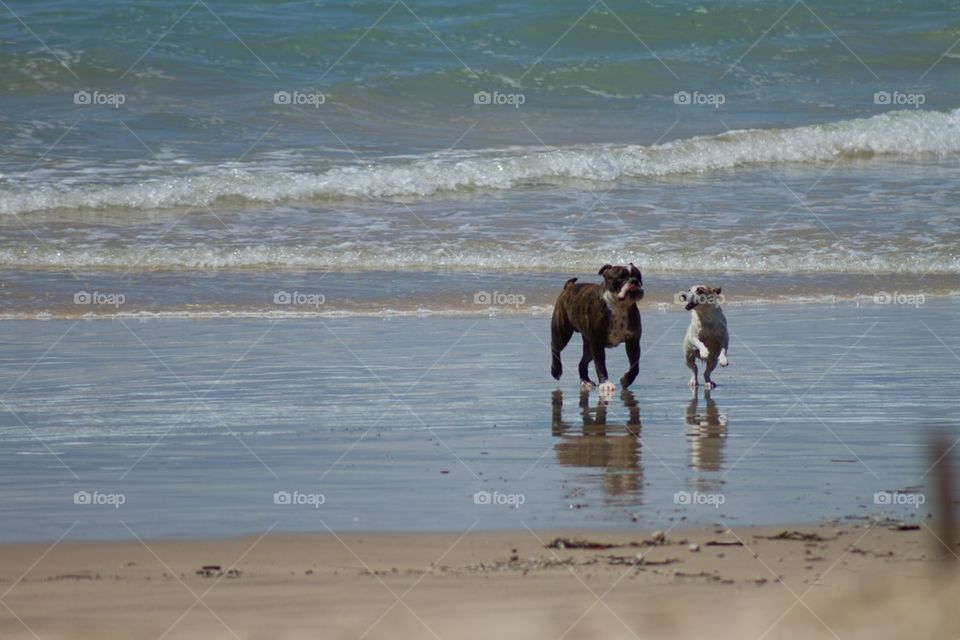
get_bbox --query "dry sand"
[0,518,956,639]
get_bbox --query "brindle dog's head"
[598,263,644,302]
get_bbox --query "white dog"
[679,285,729,389]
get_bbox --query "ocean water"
[1,0,958,317]
[1,1,959,540]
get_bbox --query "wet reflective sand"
[0,300,956,540]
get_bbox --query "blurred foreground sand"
[0,519,955,639]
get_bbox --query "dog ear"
[628,262,642,277]
[711,287,722,295]
[678,292,687,302]
[598,264,613,276]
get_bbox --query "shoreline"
[1,267,956,321]
[0,518,954,639]
[0,512,924,546]
[0,290,955,321]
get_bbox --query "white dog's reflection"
[551,389,641,499]
[685,390,728,472]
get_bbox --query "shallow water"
[2,152,958,319]
[0,301,955,541]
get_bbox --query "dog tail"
[563,277,578,289]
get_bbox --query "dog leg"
[693,338,710,361]
[685,349,698,388]
[703,354,719,390]
[578,336,595,390]
[620,336,640,389]
[551,310,574,380]
[590,337,615,395]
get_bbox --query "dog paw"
[704,381,717,390]
[579,380,595,391]
[688,377,698,389]
[718,355,729,367]
[598,381,616,396]
[698,348,710,360]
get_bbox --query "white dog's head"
[677,285,723,311]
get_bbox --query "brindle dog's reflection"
[551,389,642,500]
[685,390,727,472]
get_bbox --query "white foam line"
[1,292,957,321]
[3,108,958,216]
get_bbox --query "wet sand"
[0,519,955,639]
[2,300,957,540]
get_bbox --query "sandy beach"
[0,519,955,639]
